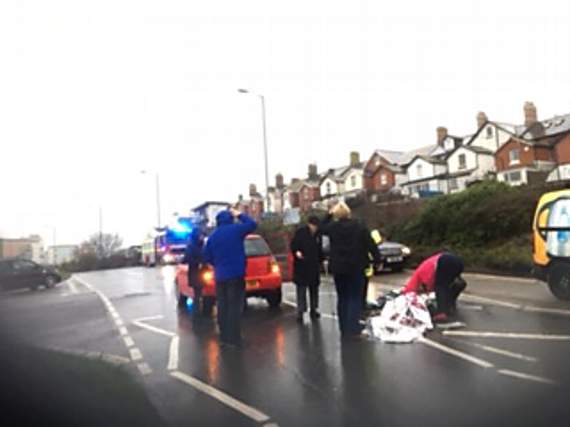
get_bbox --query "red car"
[174,234,282,314]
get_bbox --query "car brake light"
[203,270,214,282]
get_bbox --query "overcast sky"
[1,0,570,246]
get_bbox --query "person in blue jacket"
[182,228,205,316]
[203,208,257,347]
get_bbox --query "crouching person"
[400,252,466,323]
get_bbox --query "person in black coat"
[320,202,381,338]
[183,228,205,316]
[290,215,322,322]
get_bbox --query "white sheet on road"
[369,293,433,343]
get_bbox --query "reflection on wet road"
[2,266,570,426]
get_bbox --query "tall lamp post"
[238,88,270,214]
[141,170,162,229]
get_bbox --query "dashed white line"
[418,337,495,369]
[461,294,521,309]
[170,371,272,424]
[137,362,153,376]
[129,347,143,361]
[123,336,135,348]
[118,326,129,336]
[115,319,125,327]
[134,315,164,322]
[442,331,570,341]
[498,369,556,385]
[168,336,179,371]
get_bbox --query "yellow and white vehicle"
[533,189,570,299]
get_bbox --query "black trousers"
[334,273,365,336]
[362,277,370,307]
[435,254,465,315]
[188,272,202,315]
[296,284,319,314]
[215,277,245,345]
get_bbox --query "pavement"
[1,266,570,426]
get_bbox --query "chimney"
[249,183,257,197]
[524,101,538,127]
[291,178,300,184]
[476,112,488,129]
[350,151,360,166]
[238,194,243,202]
[275,173,284,189]
[436,126,448,146]
[308,164,318,180]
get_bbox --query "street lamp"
[140,170,162,229]
[237,88,270,214]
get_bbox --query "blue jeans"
[333,273,365,336]
[215,277,245,345]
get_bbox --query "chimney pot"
[524,101,538,127]
[436,127,448,146]
[350,151,360,166]
[275,173,284,189]
[476,112,488,129]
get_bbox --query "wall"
[555,134,570,164]
[320,176,339,198]
[343,169,363,192]
[447,147,477,174]
[471,125,513,153]
[495,139,554,171]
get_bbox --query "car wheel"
[45,275,59,289]
[548,262,570,300]
[266,290,282,308]
[175,281,188,307]
[202,297,215,316]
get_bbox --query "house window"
[350,175,356,188]
[486,126,494,138]
[326,182,331,195]
[380,173,388,186]
[458,154,466,170]
[416,164,423,178]
[449,178,458,190]
[509,148,520,165]
[509,171,522,182]
[375,158,381,167]
[303,188,309,201]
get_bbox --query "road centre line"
[170,371,273,424]
[442,331,570,341]
[498,369,556,385]
[450,339,538,363]
[168,336,179,371]
[123,336,135,348]
[132,320,176,338]
[417,337,495,369]
[118,326,128,336]
[137,362,153,376]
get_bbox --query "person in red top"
[401,252,466,322]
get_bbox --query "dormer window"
[486,126,494,138]
[380,173,388,186]
[326,182,332,195]
[458,154,466,170]
[416,164,423,178]
[350,175,356,187]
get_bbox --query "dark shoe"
[310,310,321,320]
[296,313,304,323]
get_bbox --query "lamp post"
[141,170,162,229]
[238,88,270,214]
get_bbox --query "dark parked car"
[374,231,411,273]
[0,259,61,291]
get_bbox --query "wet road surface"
[1,267,570,426]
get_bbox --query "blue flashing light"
[185,296,194,311]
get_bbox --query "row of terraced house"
[235,101,570,220]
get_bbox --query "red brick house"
[236,184,264,220]
[283,164,322,212]
[363,150,407,193]
[495,103,570,185]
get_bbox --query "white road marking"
[443,331,570,341]
[522,306,570,317]
[498,369,556,385]
[133,320,176,338]
[129,347,143,361]
[134,315,164,323]
[137,362,153,375]
[168,336,179,371]
[118,326,129,336]
[101,354,131,365]
[170,371,272,424]
[461,294,521,309]
[114,319,125,327]
[123,336,135,347]
[452,339,538,363]
[418,337,495,369]
[67,280,79,294]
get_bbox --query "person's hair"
[307,215,320,226]
[331,202,351,219]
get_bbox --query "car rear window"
[169,247,186,254]
[244,238,271,257]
